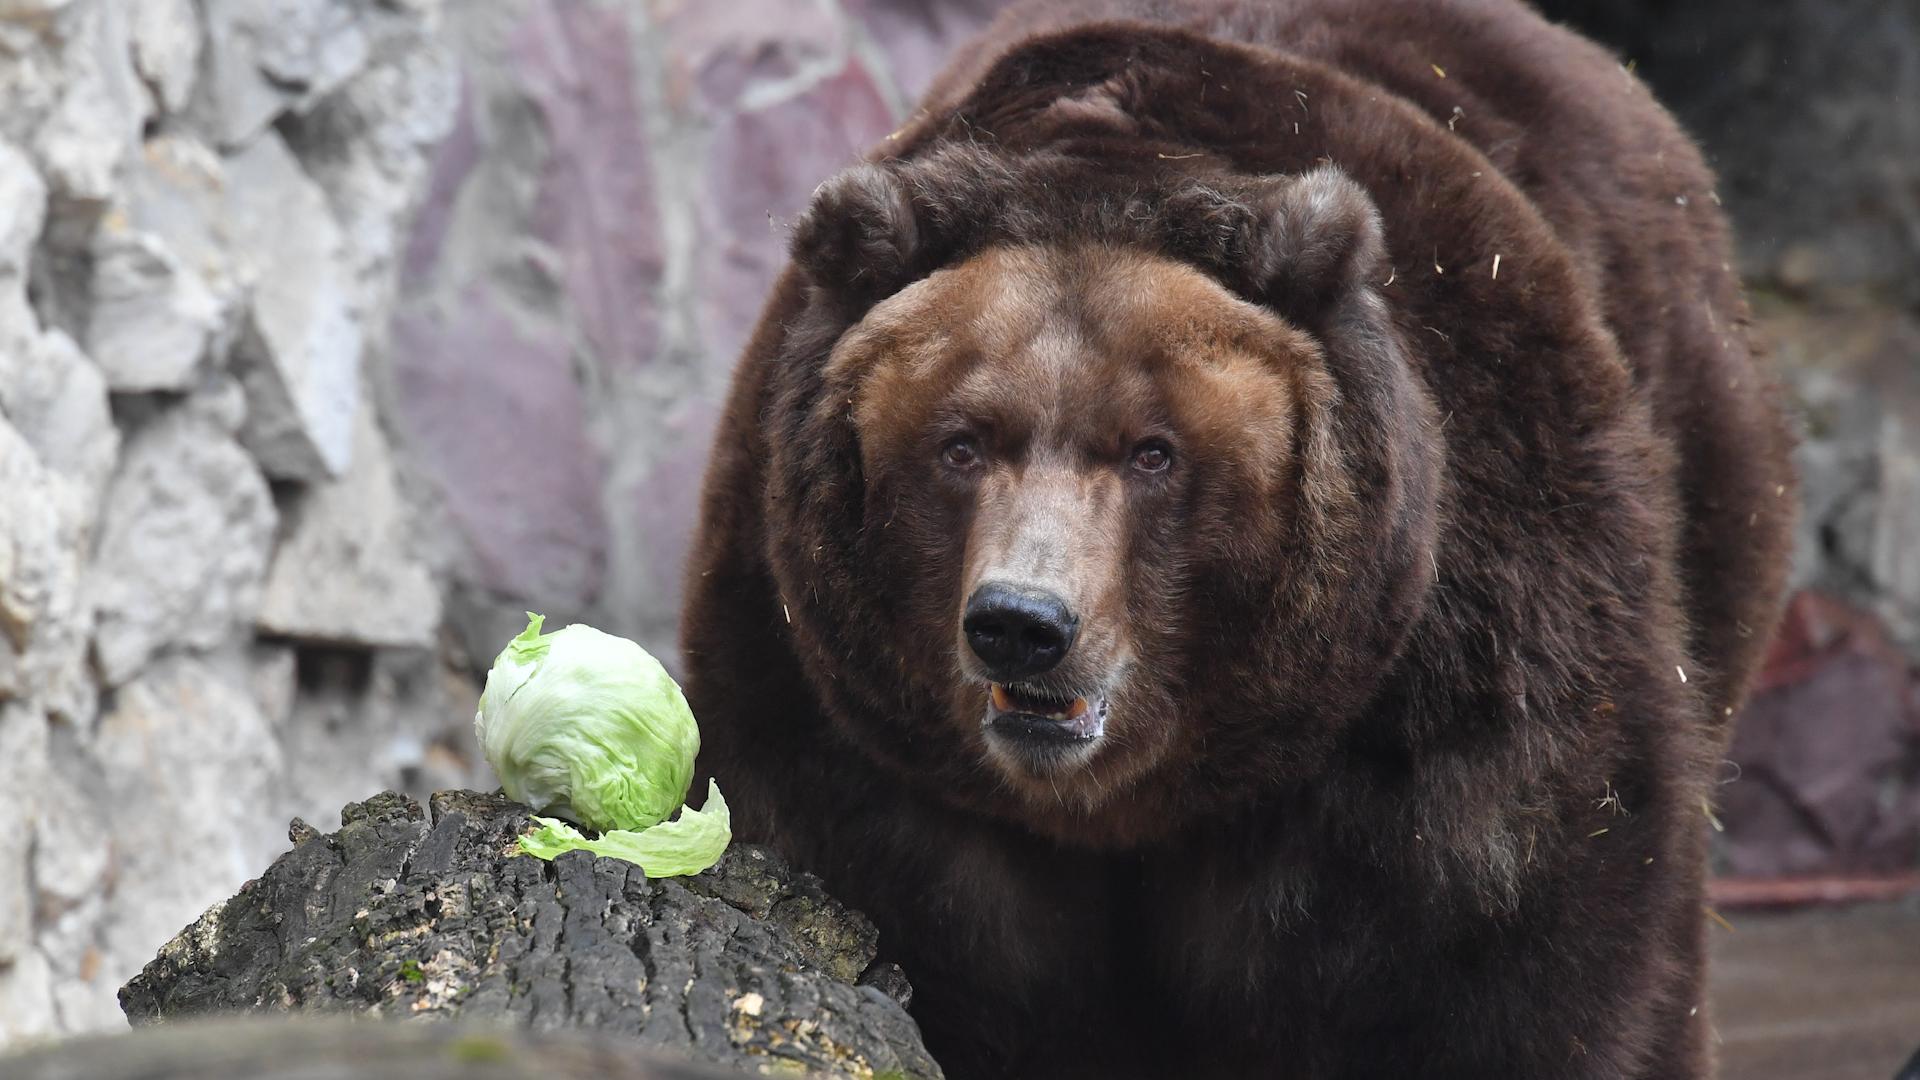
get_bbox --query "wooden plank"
[1710,901,1920,1080]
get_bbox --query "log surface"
[117,789,942,1079]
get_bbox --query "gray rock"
[182,370,250,435]
[0,383,98,725]
[0,944,57,1045]
[29,761,110,941]
[281,32,457,330]
[88,408,276,686]
[129,0,200,115]
[247,641,296,729]
[120,789,942,1079]
[0,416,86,681]
[256,409,440,648]
[0,1,75,23]
[0,419,90,1003]
[121,134,238,297]
[0,0,499,1045]
[84,658,290,1019]
[193,0,371,149]
[0,326,118,514]
[0,139,118,525]
[117,135,249,368]
[30,746,116,1031]
[0,606,15,701]
[0,136,44,274]
[224,131,362,481]
[0,424,52,651]
[84,225,222,391]
[26,0,147,212]
[272,646,479,837]
[0,13,64,154]
[1769,301,1920,655]
[49,972,120,1042]
[0,701,49,970]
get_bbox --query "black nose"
[963,583,1079,681]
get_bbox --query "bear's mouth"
[984,682,1106,742]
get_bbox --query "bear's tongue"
[990,683,1089,720]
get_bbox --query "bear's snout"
[962,582,1079,681]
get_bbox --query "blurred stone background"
[0,0,1913,1047]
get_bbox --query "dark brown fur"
[679,1,1797,1076]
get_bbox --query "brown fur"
[679,1,1797,1076]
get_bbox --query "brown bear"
[680,1,1797,1076]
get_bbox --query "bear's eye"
[1131,440,1172,474]
[942,437,980,469]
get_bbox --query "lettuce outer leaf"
[518,780,731,878]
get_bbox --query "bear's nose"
[963,583,1079,681]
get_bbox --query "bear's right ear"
[1241,166,1387,329]
[790,163,922,317]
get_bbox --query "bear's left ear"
[1238,166,1387,328]
[790,162,922,318]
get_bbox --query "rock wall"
[0,0,475,1042]
[383,0,1000,669]
[0,0,1007,1048]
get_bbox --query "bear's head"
[762,146,1443,846]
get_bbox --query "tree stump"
[117,790,943,1079]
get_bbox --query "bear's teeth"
[988,683,1096,723]
[990,683,1086,717]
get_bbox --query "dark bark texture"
[116,790,942,1080]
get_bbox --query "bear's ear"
[1037,73,1142,135]
[790,162,922,316]
[1241,166,1387,327]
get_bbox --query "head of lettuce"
[475,613,729,877]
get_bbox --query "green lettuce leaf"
[518,780,732,878]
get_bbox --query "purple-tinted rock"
[398,74,478,287]
[623,397,723,642]
[847,0,1008,103]
[699,61,895,363]
[1721,591,1920,877]
[388,286,609,609]
[656,0,839,111]
[512,2,661,374]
